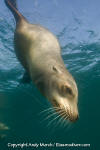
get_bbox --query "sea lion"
[4,0,79,122]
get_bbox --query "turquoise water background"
[0,0,100,149]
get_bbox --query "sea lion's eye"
[66,87,72,95]
[61,85,73,97]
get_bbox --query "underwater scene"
[0,0,100,149]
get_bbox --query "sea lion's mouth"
[68,115,79,122]
[58,109,79,122]
[53,105,79,123]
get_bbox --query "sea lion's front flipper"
[21,71,31,84]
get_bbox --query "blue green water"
[0,0,100,149]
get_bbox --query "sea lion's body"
[5,0,79,122]
[15,21,61,78]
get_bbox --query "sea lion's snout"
[69,114,79,122]
[55,103,79,123]
[68,104,79,122]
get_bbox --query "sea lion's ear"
[52,66,61,74]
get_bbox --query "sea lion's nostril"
[69,114,79,122]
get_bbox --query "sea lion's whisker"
[41,109,64,123]
[60,112,68,127]
[64,121,71,132]
[56,114,64,127]
[46,110,67,128]
[54,110,69,127]
[60,107,70,127]
[46,113,62,128]
[38,107,61,115]
[54,106,69,128]
[39,107,64,125]
[63,114,69,128]
[38,108,55,115]
[56,111,67,127]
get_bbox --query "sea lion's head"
[36,65,79,122]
